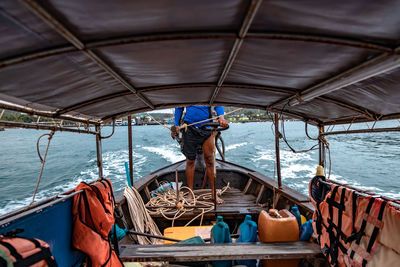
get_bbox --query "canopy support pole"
[128,116,134,187]
[318,125,325,167]
[96,125,103,178]
[274,114,282,188]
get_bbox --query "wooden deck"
[215,187,263,215]
[120,242,322,262]
[149,187,263,220]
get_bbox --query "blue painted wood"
[0,197,85,267]
[125,162,132,188]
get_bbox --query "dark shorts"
[182,125,211,160]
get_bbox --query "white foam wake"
[225,142,248,151]
[142,145,185,163]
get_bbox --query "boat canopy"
[1,0,400,125]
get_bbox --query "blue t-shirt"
[174,106,224,126]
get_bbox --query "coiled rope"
[146,183,230,227]
[123,186,163,245]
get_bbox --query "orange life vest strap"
[0,236,57,267]
[362,213,384,229]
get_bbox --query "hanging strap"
[347,197,375,246]
[361,199,387,267]
[348,196,375,261]
[325,186,341,266]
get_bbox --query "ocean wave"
[381,191,400,199]
[281,164,315,179]
[252,149,275,162]
[0,176,89,216]
[82,150,147,185]
[0,150,148,215]
[280,150,313,165]
[225,142,248,151]
[142,146,185,163]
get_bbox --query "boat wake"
[142,145,185,163]
[225,142,248,151]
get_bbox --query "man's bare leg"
[185,159,195,201]
[203,133,223,204]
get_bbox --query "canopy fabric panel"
[1,0,400,125]
[96,39,235,88]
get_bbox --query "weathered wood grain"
[120,242,322,262]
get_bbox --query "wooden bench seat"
[120,242,322,262]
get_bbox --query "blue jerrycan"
[211,216,232,267]
[290,206,301,229]
[236,215,257,267]
[300,219,314,241]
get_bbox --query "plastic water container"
[299,220,314,241]
[290,206,301,229]
[211,216,232,267]
[258,209,299,267]
[151,182,183,197]
[236,215,257,267]
[151,182,172,197]
[110,224,128,240]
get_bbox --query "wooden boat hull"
[0,160,321,266]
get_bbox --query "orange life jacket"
[72,178,122,267]
[0,234,57,266]
[310,176,400,267]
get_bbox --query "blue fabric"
[174,106,224,126]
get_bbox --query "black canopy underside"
[1,0,400,125]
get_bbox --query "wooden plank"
[144,186,151,201]
[256,185,265,204]
[120,242,322,262]
[243,178,253,194]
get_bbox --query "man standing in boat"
[171,106,228,204]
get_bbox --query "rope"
[146,183,230,227]
[31,131,54,205]
[145,113,171,130]
[146,107,243,131]
[278,104,319,153]
[181,108,242,129]
[124,186,163,245]
[317,134,332,178]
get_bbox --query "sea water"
[1,121,399,215]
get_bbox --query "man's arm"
[174,107,184,126]
[171,107,183,139]
[214,106,228,127]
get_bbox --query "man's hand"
[171,126,179,139]
[218,116,229,128]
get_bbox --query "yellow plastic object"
[163,226,212,244]
[316,165,324,176]
[301,215,307,225]
[258,209,299,267]
[123,263,142,267]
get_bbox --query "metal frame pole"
[318,124,325,167]
[95,125,103,178]
[128,116,134,186]
[0,120,97,135]
[274,114,282,188]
